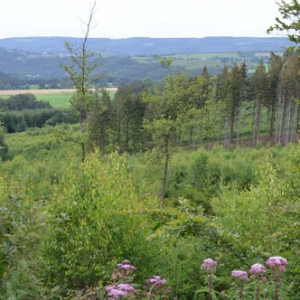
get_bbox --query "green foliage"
[0,176,48,299]
[2,108,57,133]
[2,122,300,298]
[87,90,113,154]
[43,151,159,293]
[267,0,300,44]
[0,93,52,111]
[146,201,255,299]
[1,125,81,199]
[211,160,298,254]
[0,128,9,161]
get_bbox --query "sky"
[0,0,282,40]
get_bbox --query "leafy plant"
[0,176,48,299]
[43,151,159,294]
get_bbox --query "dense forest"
[2,1,300,299]
[1,48,298,151]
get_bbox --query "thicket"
[1,125,300,298]
[0,93,78,133]
[0,93,52,110]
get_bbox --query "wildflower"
[201,258,218,273]
[249,263,266,275]
[117,284,135,292]
[266,256,288,299]
[106,283,135,299]
[232,270,248,299]
[145,275,167,288]
[266,256,288,272]
[117,260,136,271]
[143,275,169,298]
[201,258,217,300]
[249,263,267,300]
[231,270,249,282]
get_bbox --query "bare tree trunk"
[236,104,242,147]
[160,134,170,208]
[224,118,230,149]
[275,94,281,145]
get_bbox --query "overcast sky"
[0,0,282,39]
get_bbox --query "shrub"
[43,151,160,294]
[0,176,48,299]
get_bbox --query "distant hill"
[0,36,295,89]
[0,36,294,56]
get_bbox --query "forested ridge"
[0,36,294,89]
[0,36,293,56]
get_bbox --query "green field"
[0,89,117,109]
[133,51,274,73]
[35,92,73,108]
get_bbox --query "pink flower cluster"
[232,256,288,282]
[249,263,267,275]
[201,258,218,273]
[231,270,249,282]
[145,275,167,287]
[106,283,135,299]
[266,256,288,272]
[117,260,136,271]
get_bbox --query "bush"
[43,152,160,294]
[0,176,48,299]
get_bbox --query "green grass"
[37,90,117,108]
[35,93,73,108]
[0,90,117,109]
[170,52,240,59]
[132,52,259,71]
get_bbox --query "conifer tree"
[251,61,269,146]
[87,90,112,154]
[267,53,283,137]
[143,59,190,207]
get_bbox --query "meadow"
[132,51,271,73]
[0,88,117,108]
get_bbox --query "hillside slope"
[0,36,293,56]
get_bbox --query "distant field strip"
[0,88,117,108]
[0,88,117,96]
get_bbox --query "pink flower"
[231,270,249,282]
[249,263,266,275]
[117,260,136,271]
[106,283,135,299]
[145,275,167,287]
[117,284,135,292]
[201,258,218,273]
[121,260,131,264]
[266,256,288,272]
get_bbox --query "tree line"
[85,49,300,157]
[0,93,78,134]
[1,48,299,153]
